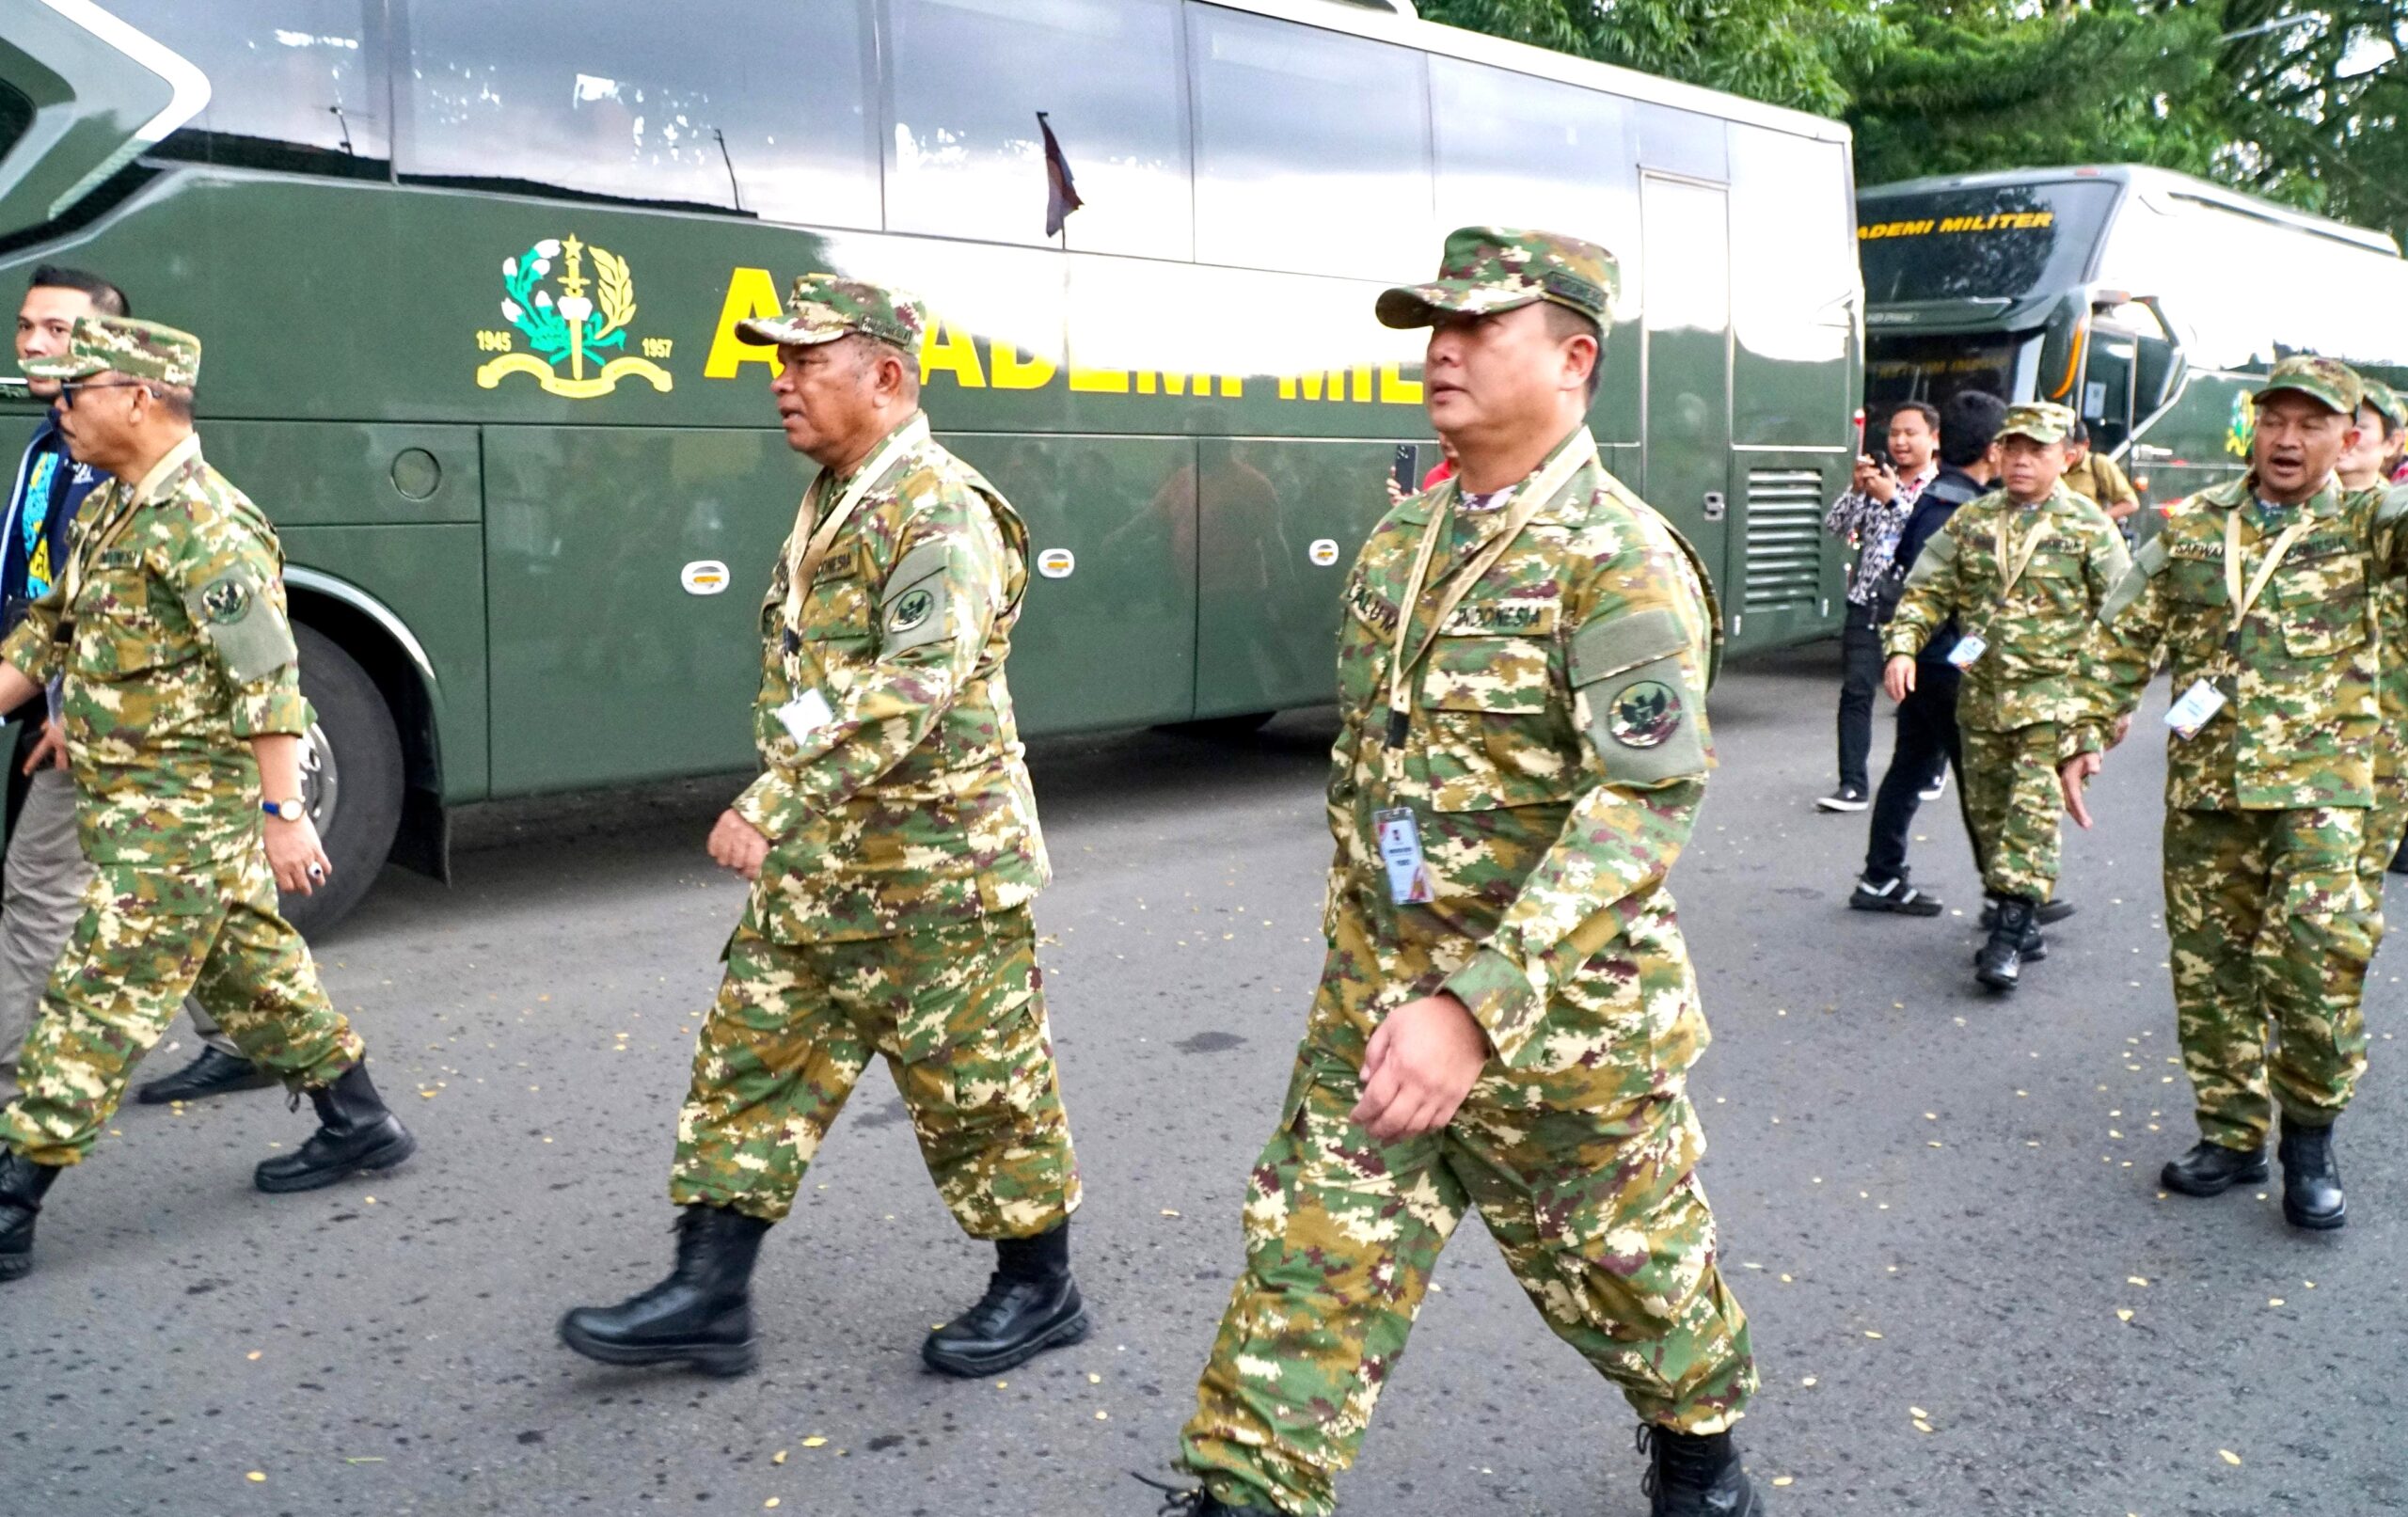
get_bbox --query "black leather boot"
[1131,1474,1278,1514]
[2160,1139,2269,1196]
[0,1149,62,1283]
[136,1046,275,1104]
[1984,897,2075,928]
[254,1062,417,1193]
[1973,896,2034,990]
[1640,1424,1762,1516]
[2390,837,2408,876]
[560,1205,769,1376]
[924,1220,1089,1376]
[2277,1117,2345,1229]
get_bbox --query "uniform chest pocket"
[1417,631,1574,812]
[71,566,189,681]
[2278,551,2369,657]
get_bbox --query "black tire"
[280,624,404,938]
[1158,710,1277,740]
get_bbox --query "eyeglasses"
[56,378,149,406]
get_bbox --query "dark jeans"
[1835,600,1884,792]
[1863,661,1983,884]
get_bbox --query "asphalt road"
[5,645,2403,1517]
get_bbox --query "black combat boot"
[2276,1116,2345,1230]
[254,1062,418,1193]
[560,1206,770,1376]
[1131,1474,1278,1514]
[1973,896,2035,990]
[924,1220,1088,1376]
[1640,1425,1763,1516]
[1984,896,2075,928]
[2160,1139,2269,1196]
[136,1046,276,1104]
[0,1149,62,1283]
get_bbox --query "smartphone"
[1391,443,1419,496]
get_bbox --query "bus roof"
[1215,0,1854,146]
[1861,163,2399,257]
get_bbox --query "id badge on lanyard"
[1373,806,1436,906]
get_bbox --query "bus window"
[109,0,389,172]
[1188,7,1432,283]
[0,81,28,170]
[1730,126,1852,445]
[1858,181,2118,305]
[397,0,879,226]
[1862,329,2037,412]
[885,0,1189,259]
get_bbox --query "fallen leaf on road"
[2219,1449,2242,1466]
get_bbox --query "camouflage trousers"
[1178,896,1755,1517]
[2164,806,2373,1151]
[669,907,1080,1234]
[2360,769,2408,900]
[1958,720,2064,903]
[0,854,362,1166]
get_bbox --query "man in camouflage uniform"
[1153,230,1761,1517]
[560,275,1083,1379]
[2339,377,2408,884]
[0,316,417,1281]
[2060,418,2141,534]
[1881,402,2130,990]
[2061,356,2408,1230]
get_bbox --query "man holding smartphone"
[1819,402,1939,812]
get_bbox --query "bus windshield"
[1858,181,2119,304]
[1864,329,2039,411]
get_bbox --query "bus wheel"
[280,624,405,938]
[1159,710,1277,739]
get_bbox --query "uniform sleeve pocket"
[1570,610,1706,784]
[182,567,297,683]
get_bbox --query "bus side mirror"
[2133,332,2184,416]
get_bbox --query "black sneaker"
[1815,785,1868,813]
[1918,768,1949,801]
[1849,875,1943,916]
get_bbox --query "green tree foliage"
[1418,0,2408,245]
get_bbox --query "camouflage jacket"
[0,434,312,870]
[1329,427,1718,1070]
[1883,482,2130,732]
[2073,472,2408,811]
[732,414,1048,942]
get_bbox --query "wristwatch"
[261,798,306,823]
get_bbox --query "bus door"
[1639,175,1734,632]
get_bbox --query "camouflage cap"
[20,315,200,387]
[1995,401,2077,445]
[735,273,927,358]
[1376,227,1618,331]
[2253,354,2361,416]
[2358,375,2405,430]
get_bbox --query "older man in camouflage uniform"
[1152,229,1761,1517]
[1882,402,2130,990]
[2063,356,2408,1230]
[0,316,416,1281]
[561,276,1083,1379]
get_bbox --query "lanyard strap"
[2222,503,2314,656]
[1993,503,2051,596]
[780,415,929,633]
[1383,428,1598,750]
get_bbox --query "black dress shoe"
[254,1062,416,1193]
[561,1205,768,1376]
[1640,1424,1763,1516]
[0,1149,62,1283]
[2277,1117,2345,1229]
[2160,1140,2269,1196]
[136,1046,276,1105]
[924,1221,1089,1376]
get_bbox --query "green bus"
[1859,164,2408,511]
[0,0,1861,928]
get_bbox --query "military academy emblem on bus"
[2226,388,2255,458]
[475,235,674,398]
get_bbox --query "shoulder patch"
[1569,605,1687,687]
[878,538,957,658]
[182,565,296,683]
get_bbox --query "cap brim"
[19,355,105,380]
[2252,380,2349,414]
[732,314,848,348]
[1374,280,1545,330]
